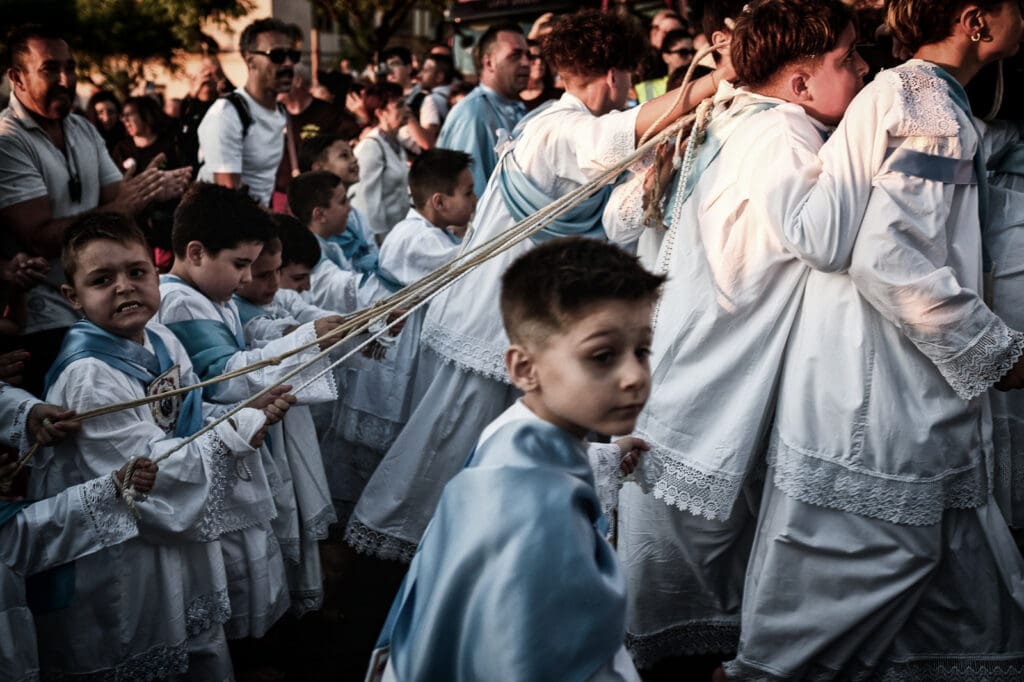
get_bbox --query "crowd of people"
[0,0,1023,680]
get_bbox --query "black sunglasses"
[250,48,301,64]
[664,47,695,57]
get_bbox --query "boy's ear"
[430,191,446,213]
[185,240,206,264]
[311,205,325,224]
[60,283,82,311]
[788,70,812,102]
[505,344,539,393]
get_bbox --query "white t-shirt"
[0,93,123,333]
[197,87,286,206]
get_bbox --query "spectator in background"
[349,82,410,242]
[417,53,456,146]
[197,17,299,206]
[383,46,433,154]
[661,28,696,76]
[85,90,126,153]
[437,22,530,197]
[519,39,562,112]
[177,55,233,175]
[635,10,687,103]
[164,97,183,120]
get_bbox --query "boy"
[339,150,474,532]
[287,171,393,314]
[298,135,380,274]
[610,0,874,668]
[370,238,658,681]
[157,182,338,638]
[37,213,280,679]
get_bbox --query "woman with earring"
[350,82,411,243]
[518,39,563,112]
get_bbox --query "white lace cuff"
[932,318,1024,400]
[214,407,265,455]
[587,443,625,519]
[79,474,139,547]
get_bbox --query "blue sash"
[329,211,379,274]
[0,502,75,613]
[45,319,202,437]
[232,295,270,326]
[316,234,402,293]
[374,420,623,681]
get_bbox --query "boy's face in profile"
[183,241,263,303]
[235,248,282,306]
[62,239,160,344]
[508,298,654,438]
[318,183,352,237]
[279,263,313,292]
[314,140,360,186]
[802,22,868,126]
[436,168,477,235]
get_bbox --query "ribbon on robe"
[316,234,403,293]
[372,419,624,682]
[0,501,75,613]
[45,319,203,437]
[232,295,271,327]
[329,211,379,274]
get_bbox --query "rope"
[3,66,717,498]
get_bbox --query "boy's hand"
[2,254,48,290]
[386,308,408,336]
[315,315,346,350]
[27,404,79,446]
[0,349,30,386]
[613,436,649,476]
[115,458,158,495]
[262,391,297,427]
[250,384,292,411]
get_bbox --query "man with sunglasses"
[198,17,300,206]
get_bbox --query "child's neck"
[418,206,467,238]
[167,261,223,303]
[310,221,344,240]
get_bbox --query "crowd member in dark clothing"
[85,90,125,153]
[520,39,562,112]
[177,56,233,176]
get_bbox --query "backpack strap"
[223,91,254,138]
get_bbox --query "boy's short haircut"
[298,134,344,173]
[886,0,1003,54]
[408,148,473,209]
[701,0,749,39]
[542,10,646,80]
[171,182,276,257]
[500,238,666,346]
[731,0,853,89]
[272,213,321,268]
[62,212,151,282]
[287,171,342,226]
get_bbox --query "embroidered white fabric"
[932,319,1024,401]
[625,620,740,669]
[78,474,137,546]
[42,639,189,681]
[185,588,231,637]
[635,435,742,520]
[770,437,986,526]
[420,322,510,383]
[888,65,961,139]
[588,443,626,519]
[345,517,418,563]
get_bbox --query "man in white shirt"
[198,18,300,206]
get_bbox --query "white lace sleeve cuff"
[78,474,139,547]
[587,443,625,519]
[933,318,1024,400]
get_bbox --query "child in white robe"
[727,1,1024,678]
[605,0,874,667]
[336,149,474,532]
[233,231,340,616]
[36,214,280,680]
[157,183,337,639]
[368,238,656,682]
[287,171,391,315]
[348,9,734,562]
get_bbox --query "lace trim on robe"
[420,322,510,383]
[887,66,961,139]
[344,517,417,564]
[185,588,231,637]
[625,620,739,669]
[78,475,137,547]
[931,319,1024,401]
[770,436,988,526]
[42,639,189,681]
[725,652,1024,681]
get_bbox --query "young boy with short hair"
[298,135,380,274]
[370,238,658,682]
[37,212,280,679]
[158,182,338,638]
[287,171,392,313]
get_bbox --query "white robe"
[35,322,264,678]
[347,93,641,561]
[308,233,389,315]
[1,475,138,682]
[0,382,39,452]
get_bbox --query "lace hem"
[344,518,417,563]
[771,437,987,526]
[724,654,1024,681]
[341,408,403,452]
[288,589,324,618]
[889,65,961,139]
[420,322,510,384]
[197,430,234,541]
[932,319,1024,401]
[635,431,745,521]
[303,505,337,542]
[78,475,137,547]
[185,588,231,637]
[41,639,188,681]
[625,620,739,669]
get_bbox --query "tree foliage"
[305,0,447,63]
[2,0,252,99]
